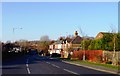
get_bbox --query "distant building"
[48,31,83,58]
[69,31,82,49]
[95,32,104,39]
[49,40,63,55]
[95,32,113,40]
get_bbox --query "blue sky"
[2,2,118,42]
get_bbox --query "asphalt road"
[1,54,119,76]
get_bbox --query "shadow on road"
[2,54,61,67]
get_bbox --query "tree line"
[81,33,120,51]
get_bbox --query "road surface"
[2,54,119,76]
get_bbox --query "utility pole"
[77,26,86,61]
[112,32,117,65]
[110,25,117,65]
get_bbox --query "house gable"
[95,32,104,39]
[70,36,82,44]
[95,32,113,40]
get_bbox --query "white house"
[48,40,63,55]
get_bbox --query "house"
[49,40,63,55]
[69,31,82,49]
[48,31,83,58]
[62,31,83,58]
[95,32,113,40]
[95,32,105,39]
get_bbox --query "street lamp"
[13,27,22,42]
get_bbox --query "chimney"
[74,31,78,37]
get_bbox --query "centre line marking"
[26,59,30,74]
[27,67,31,74]
[26,64,28,67]
[63,69,79,75]
[51,64,60,68]
[46,62,50,64]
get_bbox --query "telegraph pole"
[110,25,117,65]
[76,25,86,61]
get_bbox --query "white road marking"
[26,64,28,67]
[27,67,31,74]
[51,64,60,68]
[26,59,31,74]
[63,69,79,75]
[46,62,50,64]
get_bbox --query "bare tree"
[40,35,50,41]
[18,39,28,47]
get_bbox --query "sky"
[2,2,118,42]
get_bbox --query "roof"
[99,32,113,35]
[52,40,63,45]
[95,32,114,39]
[84,36,94,40]
[65,37,72,43]
[70,36,82,44]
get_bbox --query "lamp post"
[13,27,22,43]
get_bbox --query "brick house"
[95,32,113,40]
[95,32,105,39]
[69,31,82,49]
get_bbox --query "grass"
[59,58,119,70]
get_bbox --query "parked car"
[50,53,61,57]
